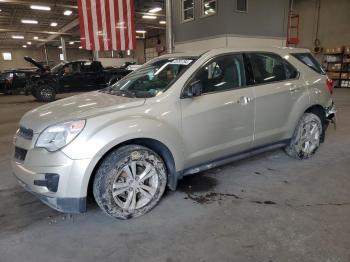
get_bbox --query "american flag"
[77,0,136,51]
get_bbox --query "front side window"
[236,0,248,12]
[182,0,194,22]
[202,0,217,17]
[62,63,81,75]
[248,53,297,84]
[193,54,246,93]
[105,57,196,98]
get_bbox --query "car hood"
[24,56,46,71]
[20,91,146,133]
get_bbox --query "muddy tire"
[285,112,323,160]
[36,85,56,102]
[93,145,167,219]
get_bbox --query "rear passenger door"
[246,52,302,147]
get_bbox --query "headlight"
[35,120,86,152]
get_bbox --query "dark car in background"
[0,69,36,95]
[24,56,132,102]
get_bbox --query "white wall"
[175,35,286,52]
[0,47,92,71]
[295,0,350,50]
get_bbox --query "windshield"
[102,57,196,98]
[51,62,67,74]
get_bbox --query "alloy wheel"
[111,160,159,211]
[299,120,321,154]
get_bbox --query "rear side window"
[292,53,325,75]
[247,53,298,84]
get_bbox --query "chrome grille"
[17,126,34,140]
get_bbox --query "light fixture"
[127,50,131,55]
[21,19,38,24]
[159,20,166,24]
[30,5,51,11]
[142,15,157,19]
[12,35,24,39]
[23,45,27,48]
[63,10,72,16]
[69,41,74,45]
[27,41,32,45]
[33,36,39,40]
[149,7,162,13]
[136,30,146,34]
[79,46,82,49]
[50,22,58,27]
[58,46,62,49]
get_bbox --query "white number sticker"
[169,59,193,65]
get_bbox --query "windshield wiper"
[110,89,136,98]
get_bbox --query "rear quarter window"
[292,53,325,75]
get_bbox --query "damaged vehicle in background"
[24,56,132,102]
[13,47,336,219]
[0,69,36,95]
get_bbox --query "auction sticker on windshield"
[169,59,193,65]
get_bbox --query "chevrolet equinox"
[12,47,336,219]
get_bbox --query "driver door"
[59,62,83,91]
[181,54,255,168]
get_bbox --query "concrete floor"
[0,90,349,262]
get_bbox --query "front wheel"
[285,112,323,160]
[36,85,56,102]
[93,145,167,219]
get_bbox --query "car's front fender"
[62,115,185,170]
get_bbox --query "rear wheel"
[285,112,323,159]
[93,145,167,219]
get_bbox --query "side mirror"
[184,80,202,98]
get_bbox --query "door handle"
[237,96,253,105]
[289,85,300,93]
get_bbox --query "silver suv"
[12,47,336,219]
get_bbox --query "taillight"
[326,78,333,94]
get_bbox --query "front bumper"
[15,176,86,213]
[11,142,94,213]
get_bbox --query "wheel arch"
[305,104,326,125]
[87,137,178,199]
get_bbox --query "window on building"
[2,52,12,61]
[248,53,298,84]
[192,54,246,93]
[182,0,194,22]
[236,0,248,12]
[202,0,217,17]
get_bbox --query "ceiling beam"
[0,0,78,9]
[0,28,72,35]
[37,18,79,47]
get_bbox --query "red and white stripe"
[77,0,136,51]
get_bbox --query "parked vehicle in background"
[12,47,336,219]
[0,69,36,95]
[24,57,132,102]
